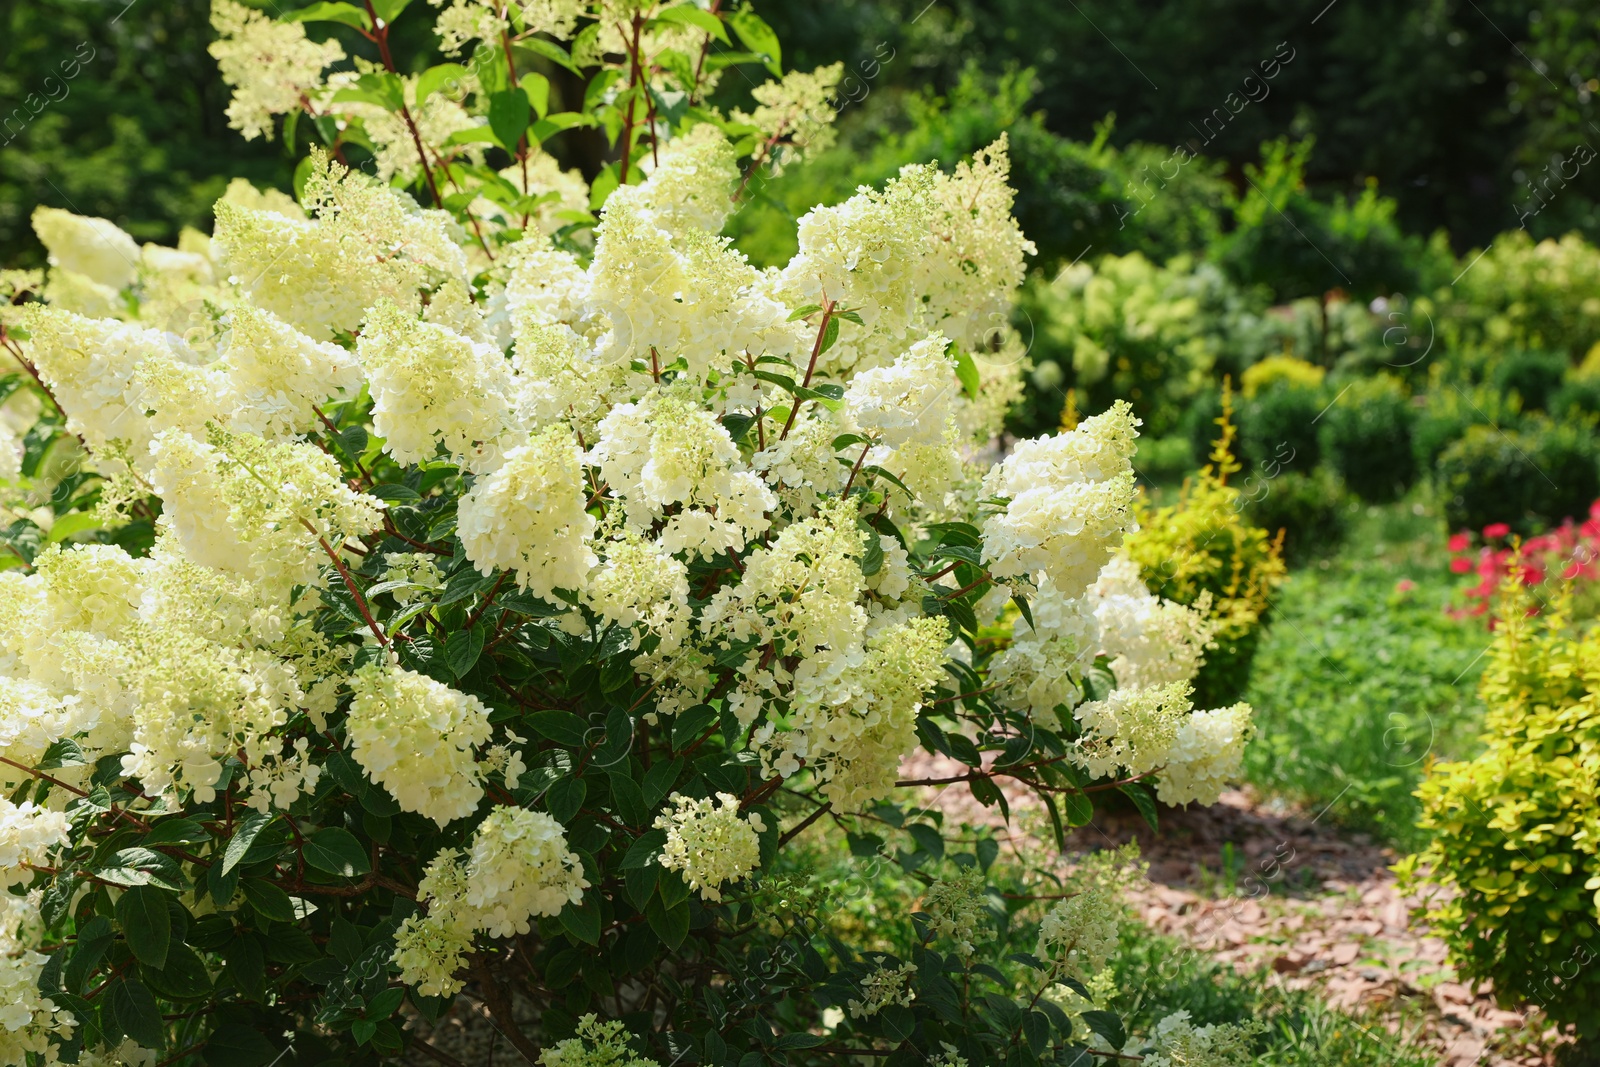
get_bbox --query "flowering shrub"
[1446,503,1600,622]
[1397,581,1600,1035]
[0,4,1258,1065]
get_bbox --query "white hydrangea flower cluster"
[459,424,597,597]
[0,801,69,889]
[1143,1009,1263,1067]
[1036,886,1119,984]
[981,401,1141,597]
[0,891,74,1065]
[358,299,520,472]
[1156,702,1254,806]
[537,1013,660,1067]
[346,663,493,826]
[920,865,990,960]
[393,805,590,994]
[846,957,918,1019]
[654,792,764,902]
[31,206,139,296]
[1091,556,1214,689]
[149,425,385,601]
[208,0,344,142]
[730,64,846,175]
[213,151,467,340]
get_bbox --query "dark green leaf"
[203,1022,277,1067]
[1061,790,1094,827]
[1081,1009,1126,1050]
[108,978,165,1048]
[241,879,296,923]
[527,709,589,747]
[223,812,274,876]
[446,625,485,678]
[489,88,532,151]
[672,704,719,751]
[1119,781,1160,833]
[1012,1010,1048,1056]
[621,829,667,869]
[608,771,648,826]
[646,893,690,950]
[223,935,267,1003]
[558,894,601,946]
[116,885,171,969]
[142,818,208,846]
[547,776,585,823]
[145,942,213,1001]
[303,827,371,877]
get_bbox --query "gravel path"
[898,751,1569,1067]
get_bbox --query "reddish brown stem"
[779,299,835,441]
[312,528,389,646]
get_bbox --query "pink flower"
[1483,522,1511,539]
[1447,532,1471,553]
[1450,557,1472,574]
[1396,579,1416,593]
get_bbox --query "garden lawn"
[1241,499,1489,850]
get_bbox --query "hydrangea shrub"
[0,3,1257,1064]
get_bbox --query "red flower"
[1483,522,1511,539]
[1449,556,1472,574]
[1448,532,1471,552]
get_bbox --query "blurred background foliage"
[8,0,1600,263]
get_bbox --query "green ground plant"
[1242,503,1487,849]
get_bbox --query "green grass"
[1110,923,1436,1067]
[1241,497,1489,849]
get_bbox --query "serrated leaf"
[1119,781,1160,833]
[646,893,690,950]
[653,3,729,42]
[223,812,273,876]
[241,879,296,923]
[108,978,165,1048]
[446,625,485,678]
[489,88,532,151]
[282,1,372,31]
[115,885,171,969]
[515,37,582,75]
[621,829,667,869]
[1080,1009,1126,1050]
[547,776,585,823]
[520,72,551,118]
[369,0,413,23]
[725,9,781,74]
[416,62,467,105]
[303,827,371,878]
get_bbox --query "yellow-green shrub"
[1123,397,1288,705]
[1396,583,1600,1034]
